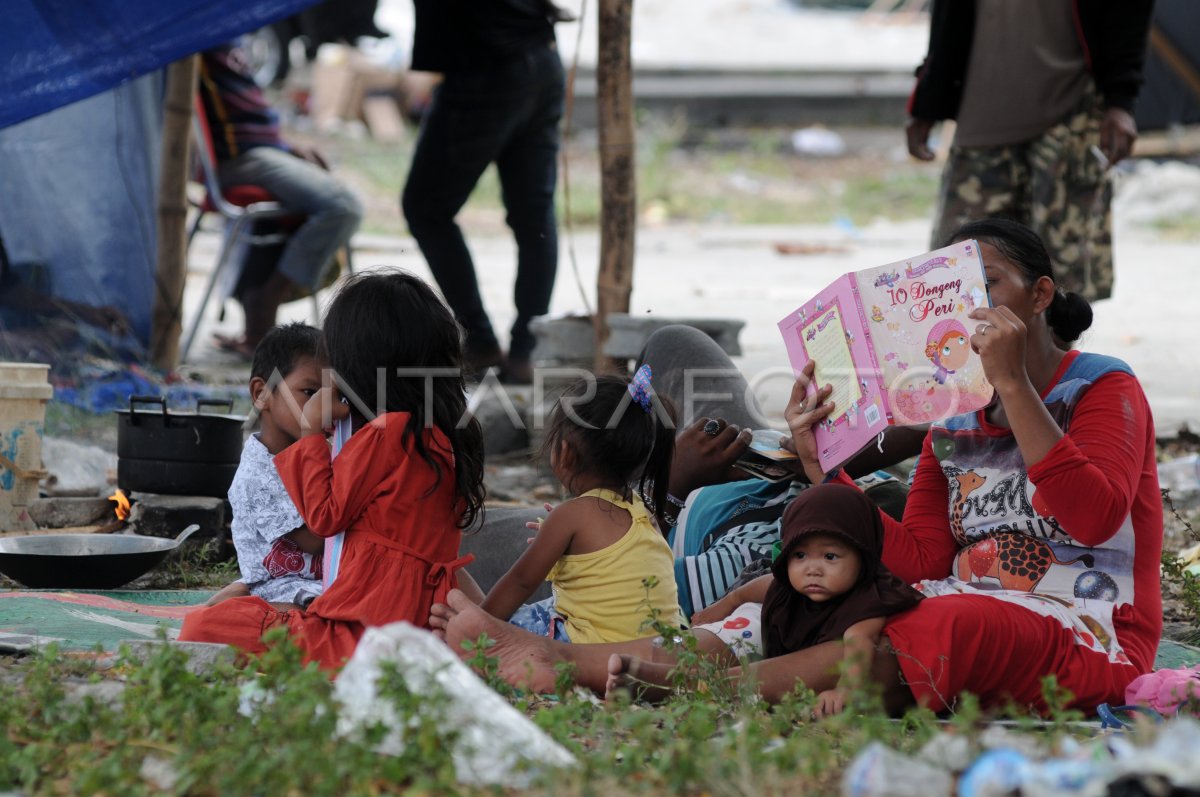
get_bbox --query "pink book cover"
[778,240,993,472]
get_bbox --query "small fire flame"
[109,489,131,521]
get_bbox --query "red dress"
[865,352,1162,713]
[179,413,471,671]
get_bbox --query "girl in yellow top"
[481,368,686,643]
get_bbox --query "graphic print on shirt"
[262,537,322,580]
[956,531,1094,592]
[949,470,986,544]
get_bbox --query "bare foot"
[441,589,563,694]
[428,600,454,641]
[604,654,675,704]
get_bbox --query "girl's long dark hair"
[321,270,485,530]
[542,375,676,531]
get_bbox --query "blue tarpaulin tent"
[0,0,316,131]
[0,0,318,350]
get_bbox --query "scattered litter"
[333,622,576,788]
[791,125,847,157]
[773,241,854,256]
[843,740,955,797]
[139,755,180,791]
[842,719,1200,797]
[1114,161,1200,226]
[40,437,117,497]
[51,359,239,415]
[1159,454,1200,498]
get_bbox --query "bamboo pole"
[594,0,636,368]
[150,55,199,370]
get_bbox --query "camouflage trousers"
[932,92,1114,301]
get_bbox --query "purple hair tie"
[628,364,654,413]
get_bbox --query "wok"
[0,525,200,589]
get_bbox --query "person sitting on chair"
[198,42,363,358]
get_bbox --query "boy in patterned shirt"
[206,323,326,609]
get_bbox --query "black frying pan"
[0,525,200,589]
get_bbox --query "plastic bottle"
[1159,454,1200,496]
[956,749,1031,797]
[842,741,954,797]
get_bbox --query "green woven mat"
[0,590,213,653]
[1154,638,1200,670]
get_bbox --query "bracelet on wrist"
[666,493,687,509]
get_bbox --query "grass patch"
[1151,215,1200,242]
[325,120,938,236]
[0,625,1117,796]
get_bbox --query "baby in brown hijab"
[691,483,923,716]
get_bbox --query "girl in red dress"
[181,271,486,671]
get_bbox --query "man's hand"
[1099,107,1137,167]
[668,417,753,498]
[906,118,936,161]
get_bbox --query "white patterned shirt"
[229,434,323,605]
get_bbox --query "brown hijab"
[761,484,923,659]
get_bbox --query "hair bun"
[1048,290,1093,344]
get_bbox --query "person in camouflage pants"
[906,0,1153,304]
[931,88,1113,301]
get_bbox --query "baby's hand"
[813,688,848,719]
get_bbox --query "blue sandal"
[1096,703,1164,731]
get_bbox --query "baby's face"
[785,533,862,602]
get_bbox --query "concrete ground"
[186,217,1200,437]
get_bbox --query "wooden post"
[594,0,636,368]
[150,55,199,371]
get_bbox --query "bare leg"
[431,589,660,693]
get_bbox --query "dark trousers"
[401,43,565,361]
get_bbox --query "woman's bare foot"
[435,589,563,694]
[604,654,676,703]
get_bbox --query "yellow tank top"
[547,488,685,644]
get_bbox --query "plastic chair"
[180,98,304,361]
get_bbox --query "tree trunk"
[594,0,636,368]
[150,55,199,370]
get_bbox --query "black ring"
[703,419,721,436]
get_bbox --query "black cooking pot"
[117,396,245,498]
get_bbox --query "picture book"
[735,429,797,483]
[777,239,994,473]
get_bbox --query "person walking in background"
[905,0,1154,302]
[199,43,362,358]
[402,0,570,384]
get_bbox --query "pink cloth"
[1125,667,1200,714]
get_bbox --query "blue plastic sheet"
[0,0,319,130]
[0,74,163,346]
